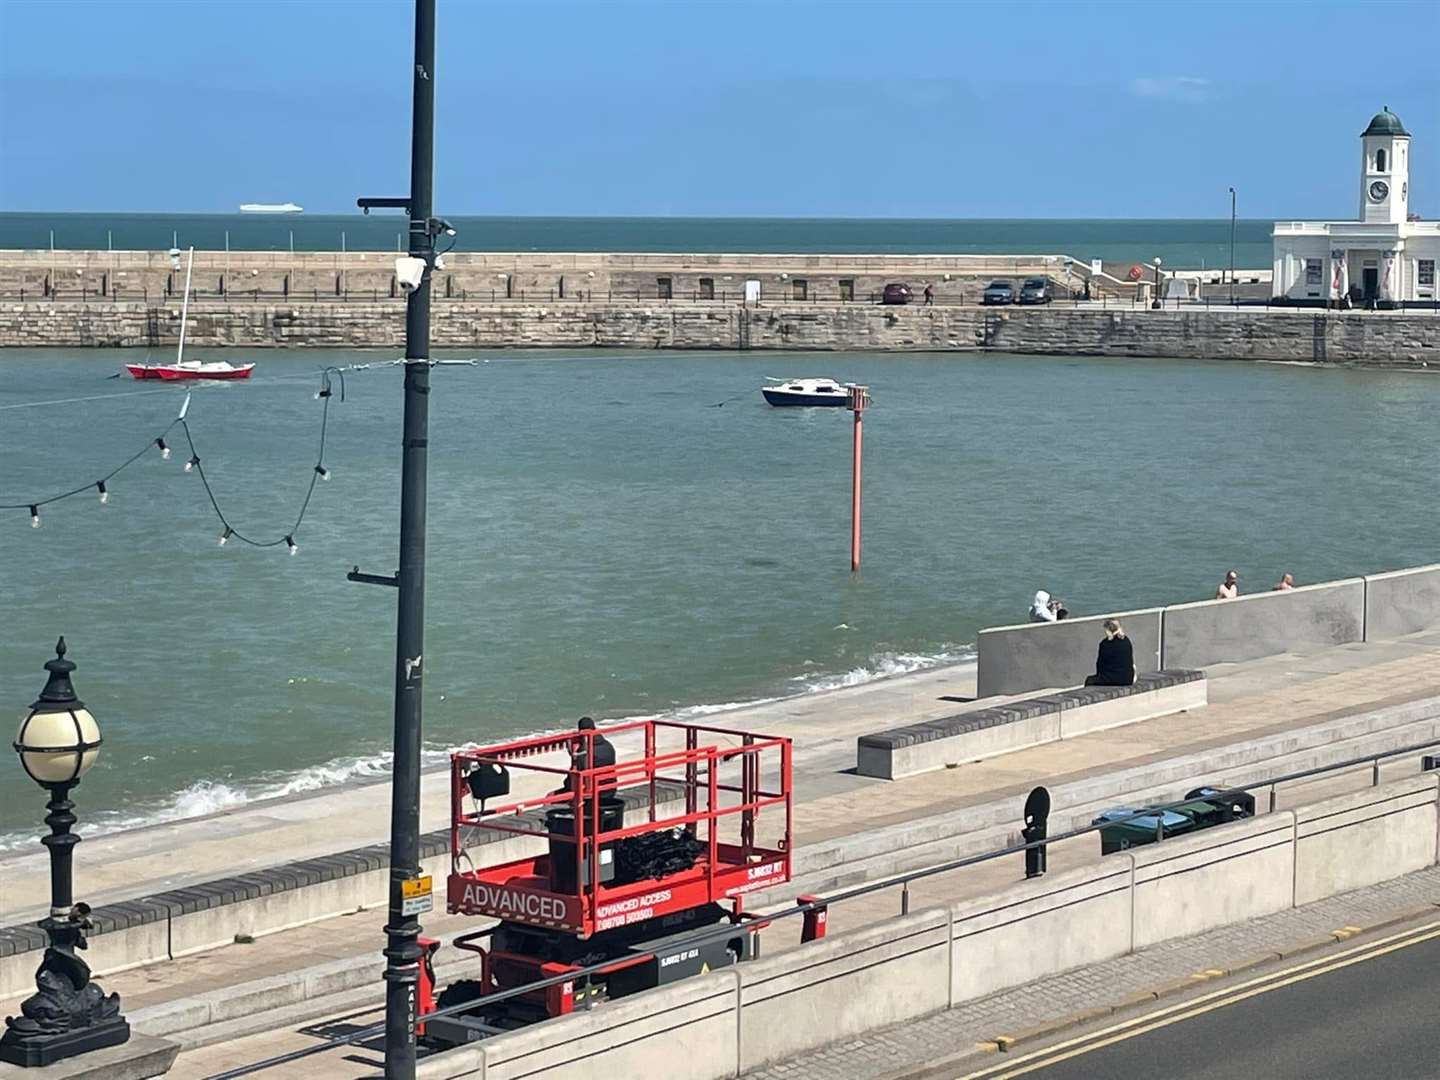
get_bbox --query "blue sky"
[1,0,1436,219]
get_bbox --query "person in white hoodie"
[1030,590,1058,623]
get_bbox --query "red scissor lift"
[421,718,794,1047]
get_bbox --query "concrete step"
[762,693,1440,902]
[123,693,1440,1051]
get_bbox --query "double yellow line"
[954,918,1440,1079]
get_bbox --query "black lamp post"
[0,639,128,1068]
[1228,187,1237,306]
[1151,257,1163,309]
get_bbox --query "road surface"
[953,921,1440,1080]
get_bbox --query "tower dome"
[1361,107,1409,137]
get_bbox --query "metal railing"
[199,733,1440,1079]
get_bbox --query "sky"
[1,0,1437,219]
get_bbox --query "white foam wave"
[0,645,972,852]
[793,648,973,694]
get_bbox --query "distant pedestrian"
[923,283,934,306]
[1029,591,1068,622]
[1272,572,1294,591]
[1085,619,1136,687]
[1215,570,1239,600]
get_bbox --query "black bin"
[547,795,625,893]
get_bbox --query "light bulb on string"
[155,437,171,460]
[29,505,40,528]
[185,455,200,473]
[218,527,232,546]
[96,481,108,504]
[315,465,330,481]
[285,535,299,556]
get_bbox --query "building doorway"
[1362,266,1379,302]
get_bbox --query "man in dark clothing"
[923,283,934,306]
[567,716,615,788]
[1085,619,1136,687]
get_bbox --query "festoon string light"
[1,365,349,552]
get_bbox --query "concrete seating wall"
[1363,564,1440,641]
[977,565,1440,698]
[1161,578,1365,670]
[419,775,1440,1080]
[856,670,1205,781]
[977,608,1163,698]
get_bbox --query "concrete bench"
[856,669,1206,781]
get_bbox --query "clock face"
[1370,180,1390,202]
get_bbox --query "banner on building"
[1331,250,1347,301]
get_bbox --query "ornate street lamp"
[0,639,129,1068]
[1151,257,1163,309]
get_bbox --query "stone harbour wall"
[3,299,1438,366]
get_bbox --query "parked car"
[981,280,1016,305]
[1018,278,1053,305]
[881,282,913,305]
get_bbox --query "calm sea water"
[0,213,1275,269]
[2,349,1436,846]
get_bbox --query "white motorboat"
[762,377,852,407]
[239,202,303,214]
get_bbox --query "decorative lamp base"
[0,1017,130,1068]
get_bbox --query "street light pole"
[1151,257,1163,310]
[1228,187,1237,306]
[382,3,435,1078]
[2,639,127,1068]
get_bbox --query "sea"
[0,213,1276,269]
[2,347,1438,849]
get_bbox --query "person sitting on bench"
[1085,619,1136,687]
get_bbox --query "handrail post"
[1269,785,1277,813]
[901,881,910,916]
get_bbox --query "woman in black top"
[1086,619,1136,687]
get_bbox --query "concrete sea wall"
[0,249,1098,306]
[4,299,1440,365]
[416,774,1440,1078]
[978,563,1440,697]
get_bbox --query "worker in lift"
[564,716,615,791]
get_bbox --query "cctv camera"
[395,255,427,292]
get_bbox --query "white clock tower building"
[1359,107,1409,224]
[1273,107,1438,307]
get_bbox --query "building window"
[839,279,854,301]
[1304,259,1323,286]
[792,278,808,300]
[1420,260,1436,287]
[698,277,714,300]
[1376,148,1387,172]
[657,276,672,299]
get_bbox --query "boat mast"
[177,246,195,365]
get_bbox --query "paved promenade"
[8,630,1440,1076]
[8,627,1440,924]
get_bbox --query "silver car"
[982,280,1015,305]
[1018,278,1053,305]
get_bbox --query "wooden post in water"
[848,384,870,572]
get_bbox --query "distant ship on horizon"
[238,202,303,214]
